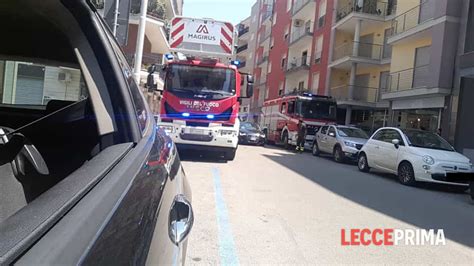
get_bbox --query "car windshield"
[404,130,455,151]
[337,127,369,138]
[165,64,236,100]
[297,100,337,120]
[240,122,260,130]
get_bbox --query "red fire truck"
[156,17,254,160]
[260,92,337,150]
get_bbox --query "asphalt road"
[181,145,474,265]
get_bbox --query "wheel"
[358,153,370,172]
[312,142,320,156]
[398,161,416,186]
[224,148,237,161]
[282,131,289,150]
[333,146,345,163]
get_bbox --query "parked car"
[0,1,192,265]
[358,127,473,189]
[239,122,265,146]
[312,124,369,162]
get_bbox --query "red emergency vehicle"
[260,92,337,149]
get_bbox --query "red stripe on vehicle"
[172,17,182,26]
[171,24,184,38]
[221,28,232,44]
[170,36,184,48]
[220,40,231,53]
[225,23,234,33]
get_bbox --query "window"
[315,35,323,63]
[251,33,255,41]
[312,72,320,93]
[273,13,277,25]
[281,57,287,69]
[270,37,274,48]
[298,81,305,91]
[278,82,284,96]
[281,102,287,113]
[373,129,404,144]
[288,100,295,114]
[328,126,336,137]
[320,126,329,134]
[287,0,292,12]
[318,0,327,28]
[268,62,272,73]
[284,25,290,40]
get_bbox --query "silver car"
[312,125,369,162]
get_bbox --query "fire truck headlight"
[220,130,236,136]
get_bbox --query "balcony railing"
[238,26,250,37]
[262,4,273,22]
[259,29,271,44]
[330,85,379,103]
[332,41,386,61]
[289,21,313,44]
[257,52,269,65]
[388,65,430,92]
[292,0,313,15]
[336,0,397,22]
[236,44,248,53]
[287,56,311,71]
[391,0,434,36]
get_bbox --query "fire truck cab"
[260,93,337,150]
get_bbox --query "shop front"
[390,96,444,133]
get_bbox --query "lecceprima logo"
[341,229,446,246]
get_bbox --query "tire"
[224,148,237,161]
[333,146,344,163]
[358,153,370,172]
[282,131,289,150]
[398,161,416,186]
[312,142,320,156]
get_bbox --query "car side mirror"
[392,139,400,148]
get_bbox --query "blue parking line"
[212,167,240,266]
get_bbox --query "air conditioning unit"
[294,20,304,27]
[58,72,72,83]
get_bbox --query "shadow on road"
[178,150,228,164]
[263,147,474,248]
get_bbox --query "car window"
[320,126,328,134]
[328,126,336,136]
[372,130,385,141]
[287,100,295,114]
[375,129,404,144]
[281,102,286,113]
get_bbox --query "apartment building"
[328,0,396,130]
[248,0,333,122]
[236,11,258,121]
[96,0,183,66]
[452,0,474,161]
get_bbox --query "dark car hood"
[240,128,261,134]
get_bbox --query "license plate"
[250,136,257,141]
[186,128,204,134]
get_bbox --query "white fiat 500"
[358,127,473,188]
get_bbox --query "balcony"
[292,0,316,20]
[236,44,248,53]
[382,65,451,100]
[336,0,396,22]
[330,41,390,69]
[262,4,273,25]
[259,28,271,44]
[388,0,435,44]
[257,52,269,65]
[330,85,381,106]
[289,21,313,46]
[286,56,310,74]
[238,26,250,38]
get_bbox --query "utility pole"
[112,0,120,36]
[133,0,149,84]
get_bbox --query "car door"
[326,126,338,152]
[317,126,329,152]
[376,129,404,172]
[364,129,386,169]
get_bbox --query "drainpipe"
[133,0,149,84]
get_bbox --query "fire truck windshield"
[297,100,337,121]
[165,64,236,100]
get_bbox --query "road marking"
[212,167,240,265]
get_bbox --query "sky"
[183,0,255,25]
